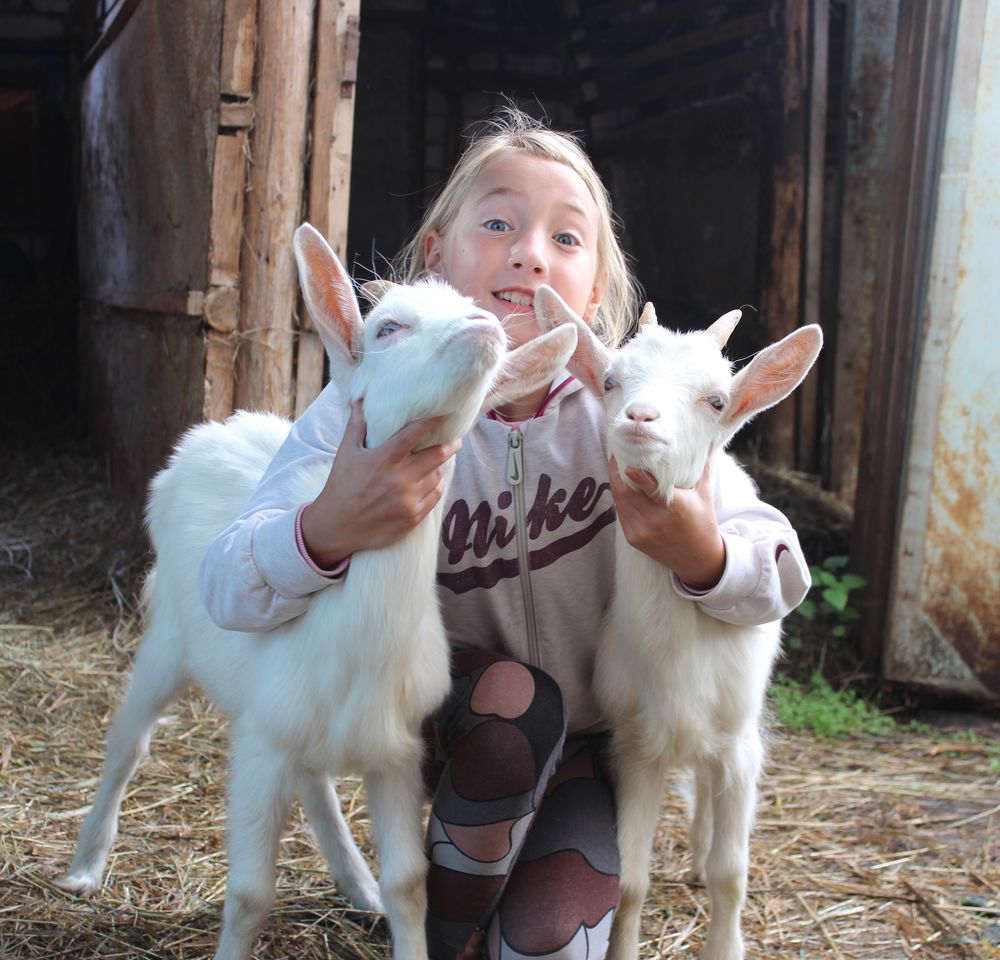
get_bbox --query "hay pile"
[1,443,997,958]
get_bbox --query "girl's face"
[424,152,605,350]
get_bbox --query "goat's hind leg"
[214,734,295,960]
[297,771,383,912]
[55,636,187,896]
[365,749,429,960]
[607,730,666,960]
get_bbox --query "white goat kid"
[56,223,577,960]
[536,288,821,960]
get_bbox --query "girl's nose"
[508,232,548,274]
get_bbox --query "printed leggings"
[423,650,620,960]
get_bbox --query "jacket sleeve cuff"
[671,530,760,606]
[251,507,347,599]
[294,504,351,578]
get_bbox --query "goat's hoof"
[348,882,384,914]
[684,867,706,886]
[53,872,101,897]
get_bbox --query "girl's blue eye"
[485,219,509,232]
[603,375,619,392]
[555,233,578,247]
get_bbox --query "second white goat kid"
[56,223,578,960]
[536,288,821,960]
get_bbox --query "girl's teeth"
[498,292,533,307]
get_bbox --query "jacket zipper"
[506,428,540,666]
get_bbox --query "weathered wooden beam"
[798,0,829,473]
[235,0,316,416]
[297,0,361,412]
[756,0,809,467]
[208,129,248,288]
[831,0,900,504]
[204,330,238,423]
[83,289,204,316]
[220,0,257,97]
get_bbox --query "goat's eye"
[706,394,726,411]
[376,320,404,339]
[603,375,619,392]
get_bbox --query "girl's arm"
[198,385,459,632]
[609,454,811,626]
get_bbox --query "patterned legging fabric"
[423,649,620,960]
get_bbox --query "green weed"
[769,672,896,738]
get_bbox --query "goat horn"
[706,309,742,349]
[360,279,399,307]
[637,302,657,330]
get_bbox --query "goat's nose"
[625,403,659,422]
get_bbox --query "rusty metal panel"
[886,0,999,699]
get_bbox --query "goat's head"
[294,224,577,447]
[535,286,822,501]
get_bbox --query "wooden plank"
[235,0,316,416]
[798,0,830,473]
[220,0,257,97]
[203,284,240,333]
[574,11,770,87]
[294,331,326,418]
[219,100,255,128]
[81,0,143,76]
[83,289,204,316]
[208,129,247,288]
[204,329,237,421]
[831,0,900,503]
[583,47,765,116]
[300,0,359,411]
[307,0,361,255]
[756,0,808,467]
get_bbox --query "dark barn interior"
[1,0,996,701]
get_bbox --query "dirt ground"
[1,441,998,959]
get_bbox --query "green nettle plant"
[793,554,867,640]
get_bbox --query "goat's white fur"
[56,223,577,960]
[536,286,821,960]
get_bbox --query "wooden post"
[203,0,258,421]
[798,0,828,473]
[235,0,316,415]
[297,0,361,416]
[757,0,808,466]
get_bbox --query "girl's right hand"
[299,400,462,568]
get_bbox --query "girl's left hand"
[609,457,727,590]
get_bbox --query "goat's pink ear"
[483,325,578,413]
[534,285,612,398]
[725,325,823,428]
[293,223,363,382]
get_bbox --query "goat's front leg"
[297,771,383,912]
[607,727,666,960]
[365,747,429,960]
[214,734,295,960]
[699,738,761,960]
[56,641,186,896]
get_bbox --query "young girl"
[200,109,810,960]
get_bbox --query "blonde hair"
[394,108,642,348]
